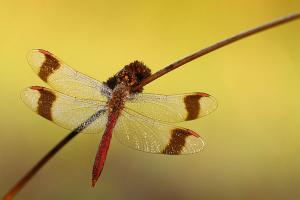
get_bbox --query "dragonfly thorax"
[108,83,129,114]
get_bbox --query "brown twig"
[2,110,105,200]
[3,11,300,200]
[133,12,300,91]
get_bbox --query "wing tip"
[201,94,218,113]
[37,49,52,55]
[26,49,46,70]
[20,87,41,112]
[27,49,51,55]
[188,129,200,138]
[30,86,45,91]
[196,92,210,97]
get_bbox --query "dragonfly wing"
[27,49,112,101]
[125,92,217,123]
[114,108,204,155]
[21,86,108,134]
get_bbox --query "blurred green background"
[0,1,300,199]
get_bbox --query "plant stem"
[133,12,300,91]
[2,110,105,200]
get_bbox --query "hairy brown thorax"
[104,60,151,93]
[107,83,129,115]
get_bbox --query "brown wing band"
[184,93,209,120]
[38,50,60,82]
[162,128,195,155]
[31,86,56,121]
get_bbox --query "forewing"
[125,92,217,123]
[21,86,108,134]
[27,49,112,101]
[114,108,204,155]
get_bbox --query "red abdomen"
[91,113,118,187]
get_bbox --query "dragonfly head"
[105,60,151,93]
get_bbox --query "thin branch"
[133,12,300,91]
[2,110,105,200]
[3,11,300,200]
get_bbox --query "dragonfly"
[21,49,217,186]
[4,12,300,200]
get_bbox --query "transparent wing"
[125,92,217,123]
[114,108,204,155]
[27,49,112,101]
[21,86,108,134]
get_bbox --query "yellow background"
[1,1,300,199]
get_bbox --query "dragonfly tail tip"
[91,180,97,187]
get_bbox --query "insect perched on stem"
[3,12,300,200]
